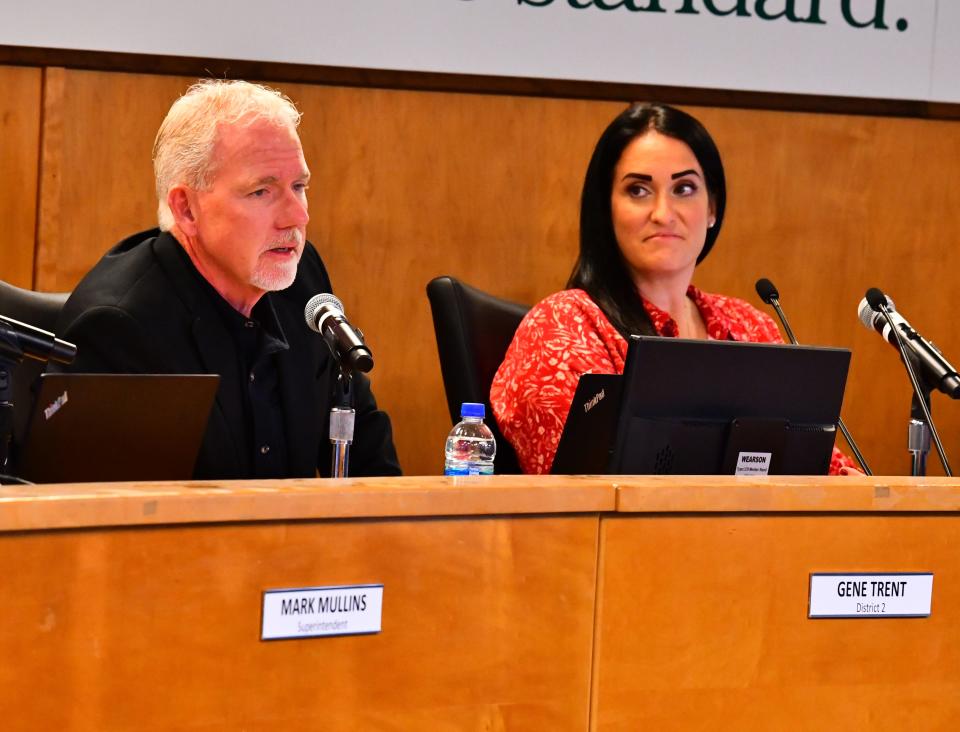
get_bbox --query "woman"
[490,103,856,475]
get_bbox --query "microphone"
[755,278,798,344]
[858,291,960,398]
[862,286,952,476]
[304,294,373,374]
[0,314,76,364]
[754,277,872,475]
[754,278,777,302]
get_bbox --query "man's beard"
[250,229,304,292]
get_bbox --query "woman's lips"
[644,232,682,242]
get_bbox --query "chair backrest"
[0,280,71,452]
[426,276,530,474]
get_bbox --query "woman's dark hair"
[566,102,727,337]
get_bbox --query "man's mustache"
[266,229,304,249]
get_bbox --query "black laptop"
[550,374,623,475]
[17,373,219,483]
[551,336,851,476]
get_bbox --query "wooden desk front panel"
[1,514,599,731]
[592,514,960,731]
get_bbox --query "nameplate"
[261,584,383,640]
[735,451,772,476]
[808,573,933,619]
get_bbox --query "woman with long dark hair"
[491,103,856,475]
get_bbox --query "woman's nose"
[650,192,675,223]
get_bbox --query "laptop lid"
[18,373,219,483]
[550,373,622,475]
[551,336,851,476]
[611,336,851,475]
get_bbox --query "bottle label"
[444,464,494,476]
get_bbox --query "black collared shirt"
[213,294,290,478]
[177,246,291,477]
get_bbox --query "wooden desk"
[4,475,959,730]
[0,476,613,731]
[592,475,960,731]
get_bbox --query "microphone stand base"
[908,394,932,477]
[329,369,356,478]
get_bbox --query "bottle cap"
[460,402,485,419]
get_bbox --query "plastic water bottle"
[444,402,497,475]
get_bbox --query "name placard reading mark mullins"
[261,584,384,640]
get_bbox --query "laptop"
[17,373,219,483]
[551,336,851,476]
[550,373,623,474]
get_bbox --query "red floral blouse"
[490,286,855,475]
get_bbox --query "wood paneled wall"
[4,64,959,476]
[1,65,41,288]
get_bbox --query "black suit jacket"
[55,229,401,479]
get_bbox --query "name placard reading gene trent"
[808,573,933,619]
[261,584,383,640]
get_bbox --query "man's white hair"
[153,79,302,231]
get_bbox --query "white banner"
[0,1,956,103]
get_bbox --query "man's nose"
[279,189,309,229]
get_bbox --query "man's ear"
[168,186,199,236]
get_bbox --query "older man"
[56,80,400,479]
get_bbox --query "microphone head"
[754,278,779,304]
[304,293,345,333]
[858,291,895,330]
[865,287,892,313]
[857,298,877,330]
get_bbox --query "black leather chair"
[426,276,530,474]
[0,279,71,449]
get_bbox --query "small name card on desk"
[808,573,933,618]
[261,584,383,640]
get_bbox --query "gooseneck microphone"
[862,287,952,477]
[305,293,374,479]
[754,278,797,344]
[0,314,76,364]
[304,294,374,374]
[857,292,960,399]
[754,277,873,475]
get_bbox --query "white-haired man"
[56,80,400,478]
